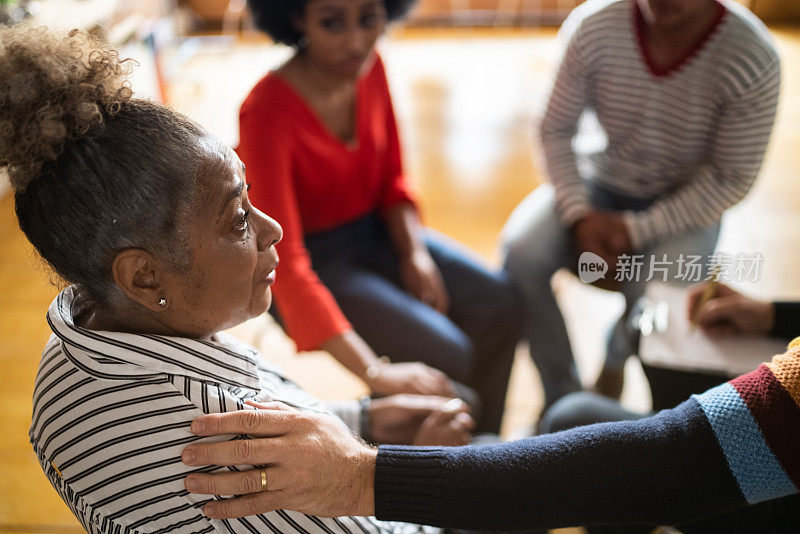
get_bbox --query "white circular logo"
[578,252,608,284]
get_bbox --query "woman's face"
[159,138,282,337]
[297,0,387,78]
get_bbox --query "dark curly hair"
[1,24,206,306]
[248,0,417,47]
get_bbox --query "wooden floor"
[1,25,800,533]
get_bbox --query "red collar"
[634,0,726,78]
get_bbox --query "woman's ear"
[111,249,167,312]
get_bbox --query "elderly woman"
[5,25,471,533]
[238,0,522,433]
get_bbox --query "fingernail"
[182,448,195,464]
[191,420,205,434]
[443,398,464,412]
[185,476,198,492]
[204,503,217,517]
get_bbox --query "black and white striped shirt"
[539,0,781,249]
[30,287,436,534]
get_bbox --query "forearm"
[382,202,425,259]
[185,354,800,524]
[542,139,591,227]
[321,330,382,385]
[322,325,454,398]
[622,166,753,250]
[539,18,590,227]
[374,400,747,530]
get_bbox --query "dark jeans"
[304,213,523,433]
[540,392,800,533]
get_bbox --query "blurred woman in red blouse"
[238,0,521,432]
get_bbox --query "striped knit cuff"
[374,445,449,525]
[693,360,800,505]
[559,200,591,228]
[324,399,362,436]
[622,210,653,252]
[551,180,591,228]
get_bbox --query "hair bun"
[0,24,135,191]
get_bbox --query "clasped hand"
[367,360,458,397]
[399,248,449,313]
[370,394,474,445]
[571,210,633,290]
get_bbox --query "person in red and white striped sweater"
[501,0,781,405]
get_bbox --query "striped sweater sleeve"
[623,58,781,249]
[375,347,800,530]
[693,347,800,506]
[538,13,592,227]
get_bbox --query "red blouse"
[238,55,416,351]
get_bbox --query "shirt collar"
[47,287,261,392]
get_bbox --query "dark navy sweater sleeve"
[770,302,800,340]
[374,399,746,530]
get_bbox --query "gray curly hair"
[2,24,207,306]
